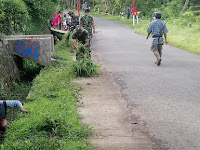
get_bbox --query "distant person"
[52,12,58,29]
[58,11,62,30]
[63,14,67,30]
[82,3,84,10]
[68,11,79,31]
[127,6,130,19]
[0,100,28,132]
[146,12,168,66]
[84,2,87,10]
[80,8,95,39]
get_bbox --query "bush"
[0,0,30,34]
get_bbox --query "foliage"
[94,13,200,54]
[0,34,93,149]
[74,45,100,77]
[0,0,61,35]
[0,0,29,35]
[74,58,100,77]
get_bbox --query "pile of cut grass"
[0,33,93,150]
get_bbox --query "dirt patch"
[75,52,154,150]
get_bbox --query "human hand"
[93,29,95,34]
[21,109,28,113]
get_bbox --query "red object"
[58,14,62,23]
[131,7,137,15]
[77,0,80,17]
[133,0,135,8]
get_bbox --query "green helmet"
[75,25,83,33]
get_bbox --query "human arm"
[84,39,89,47]
[80,19,83,26]
[164,34,168,44]
[92,20,95,34]
[163,23,168,44]
[73,39,78,49]
[146,33,151,39]
[5,100,28,113]
[146,23,152,39]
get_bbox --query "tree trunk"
[181,0,190,15]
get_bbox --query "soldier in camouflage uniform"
[68,11,79,31]
[72,25,91,58]
[72,25,90,50]
[80,9,95,39]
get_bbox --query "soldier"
[72,25,90,49]
[68,11,79,31]
[72,25,91,59]
[80,8,95,39]
[146,12,168,66]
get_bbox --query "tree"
[181,0,190,15]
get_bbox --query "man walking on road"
[80,8,95,39]
[146,12,168,66]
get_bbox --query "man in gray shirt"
[0,100,28,132]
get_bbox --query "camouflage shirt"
[71,15,79,27]
[80,15,94,35]
[72,29,89,45]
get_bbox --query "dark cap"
[68,11,73,15]
[155,11,162,19]
[85,8,90,13]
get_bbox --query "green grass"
[93,13,200,54]
[0,33,93,150]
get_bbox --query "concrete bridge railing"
[5,35,54,66]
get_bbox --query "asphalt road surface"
[92,16,200,150]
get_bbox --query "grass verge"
[93,13,200,54]
[0,33,93,150]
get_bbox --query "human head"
[84,8,90,15]
[0,119,8,131]
[59,11,61,14]
[75,25,83,36]
[68,11,74,17]
[155,11,162,19]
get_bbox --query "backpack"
[0,101,7,119]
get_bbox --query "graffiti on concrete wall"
[14,41,40,60]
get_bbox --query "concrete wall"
[0,37,19,90]
[6,37,52,66]
[5,35,54,52]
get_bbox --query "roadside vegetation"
[0,34,93,150]
[93,13,200,54]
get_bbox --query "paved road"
[92,17,200,150]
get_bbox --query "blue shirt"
[147,19,168,45]
[127,7,130,13]
[84,4,87,9]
